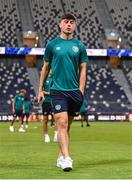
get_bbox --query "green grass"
[0,121,132,179]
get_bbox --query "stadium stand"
[0,0,22,47]
[0,0,131,49]
[85,64,132,114]
[105,0,132,49]
[29,0,104,48]
[0,63,36,113]
[122,65,132,87]
[29,0,63,46]
[0,0,132,116]
[61,0,104,48]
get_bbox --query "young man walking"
[38,14,88,171]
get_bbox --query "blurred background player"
[23,97,32,129]
[9,89,26,132]
[80,96,90,127]
[50,114,55,128]
[41,70,58,143]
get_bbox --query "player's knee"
[44,119,48,124]
[59,120,68,130]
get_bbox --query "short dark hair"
[60,14,76,21]
[19,89,26,94]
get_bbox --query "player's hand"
[38,91,45,103]
[43,91,50,95]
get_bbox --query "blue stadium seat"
[0,63,36,113]
[85,65,131,114]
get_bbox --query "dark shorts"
[24,113,30,119]
[80,112,87,116]
[50,90,83,116]
[80,110,87,115]
[42,101,52,115]
[14,109,23,117]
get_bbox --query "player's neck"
[60,33,73,40]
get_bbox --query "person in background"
[80,96,90,127]
[9,89,26,132]
[41,70,58,143]
[23,97,32,129]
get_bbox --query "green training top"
[80,97,88,114]
[43,76,52,102]
[44,37,88,91]
[14,94,25,110]
[23,100,31,114]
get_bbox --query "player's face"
[20,92,26,97]
[59,19,76,35]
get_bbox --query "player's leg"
[50,115,55,128]
[84,114,90,126]
[51,92,69,157]
[42,102,51,142]
[18,113,25,132]
[55,112,74,171]
[51,98,71,169]
[63,90,83,170]
[54,112,69,158]
[51,90,82,171]
[57,115,75,171]
[9,114,16,132]
[43,114,50,142]
[80,114,84,127]
[10,116,16,126]
[52,113,58,142]
[53,124,58,142]
[56,115,73,169]
[25,113,29,128]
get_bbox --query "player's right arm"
[38,61,50,102]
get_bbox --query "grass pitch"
[0,121,132,179]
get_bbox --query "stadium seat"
[61,0,104,48]
[0,0,22,47]
[105,0,132,49]
[0,63,36,113]
[85,65,131,114]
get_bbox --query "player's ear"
[57,20,60,31]
[59,20,63,29]
[59,23,61,29]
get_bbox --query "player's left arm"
[79,62,87,95]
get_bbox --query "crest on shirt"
[55,104,61,111]
[72,46,79,52]
[56,46,61,50]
